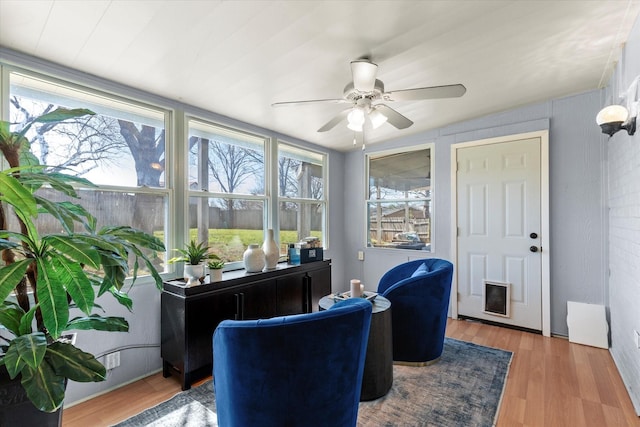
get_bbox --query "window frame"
[364,143,434,253]
[185,115,270,270]
[277,140,328,251]
[4,65,175,283]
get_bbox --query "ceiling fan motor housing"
[343,79,385,102]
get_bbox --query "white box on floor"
[566,301,609,349]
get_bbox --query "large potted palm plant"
[0,108,166,424]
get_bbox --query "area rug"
[113,338,512,427]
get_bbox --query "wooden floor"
[62,318,640,427]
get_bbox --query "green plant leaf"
[0,172,38,217]
[8,332,47,370]
[73,234,123,256]
[34,197,76,234]
[98,263,126,294]
[3,341,27,378]
[20,361,66,413]
[44,234,101,269]
[107,288,134,310]
[33,107,96,124]
[66,314,129,332]
[0,120,9,141]
[18,305,38,336]
[17,107,95,139]
[0,302,25,337]
[0,259,32,302]
[100,226,166,252]
[35,258,69,340]
[46,341,107,382]
[49,254,95,315]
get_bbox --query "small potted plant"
[168,239,220,286]
[207,258,225,282]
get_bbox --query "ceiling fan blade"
[385,84,466,101]
[317,108,352,132]
[375,105,413,129]
[272,98,349,107]
[351,60,378,93]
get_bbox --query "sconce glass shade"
[596,105,630,136]
[347,108,365,132]
[596,105,629,125]
[369,108,388,129]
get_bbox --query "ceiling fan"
[271,58,466,133]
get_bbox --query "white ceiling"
[1,0,639,152]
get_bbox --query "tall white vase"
[243,244,265,273]
[262,229,279,270]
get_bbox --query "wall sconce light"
[597,76,639,137]
[596,105,635,136]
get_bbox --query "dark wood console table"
[161,260,331,390]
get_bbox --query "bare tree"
[117,121,165,187]
[10,97,125,175]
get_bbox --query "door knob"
[530,246,539,253]
[530,232,538,239]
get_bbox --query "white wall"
[341,92,607,338]
[606,15,640,415]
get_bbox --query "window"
[2,63,331,277]
[8,71,170,274]
[366,145,433,251]
[278,143,326,254]
[187,118,267,265]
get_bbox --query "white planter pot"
[210,268,223,282]
[184,263,205,287]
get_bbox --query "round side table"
[319,294,393,401]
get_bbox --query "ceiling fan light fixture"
[347,108,365,132]
[369,108,388,129]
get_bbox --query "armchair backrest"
[213,298,372,427]
[377,258,453,295]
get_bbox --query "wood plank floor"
[62,318,640,426]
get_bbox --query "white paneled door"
[456,135,544,331]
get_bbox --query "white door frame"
[450,130,550,337]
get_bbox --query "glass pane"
[188,120,264,195]
[5,188,168,275]
[279,201,324,255]
[367,201,431,251]
[278,144,324,200]
[9,73,167,188]
[368,148,431,200]
[188,196,265,263]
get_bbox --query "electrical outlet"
[105,351,121,370]
[635,330,640,349]
[357,250,364,261]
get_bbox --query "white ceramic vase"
[262,229,279,270]
[243,244,265,273]
[184,263,204,287]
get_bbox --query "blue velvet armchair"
[212,298,372,427]
[377,258,454,365]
